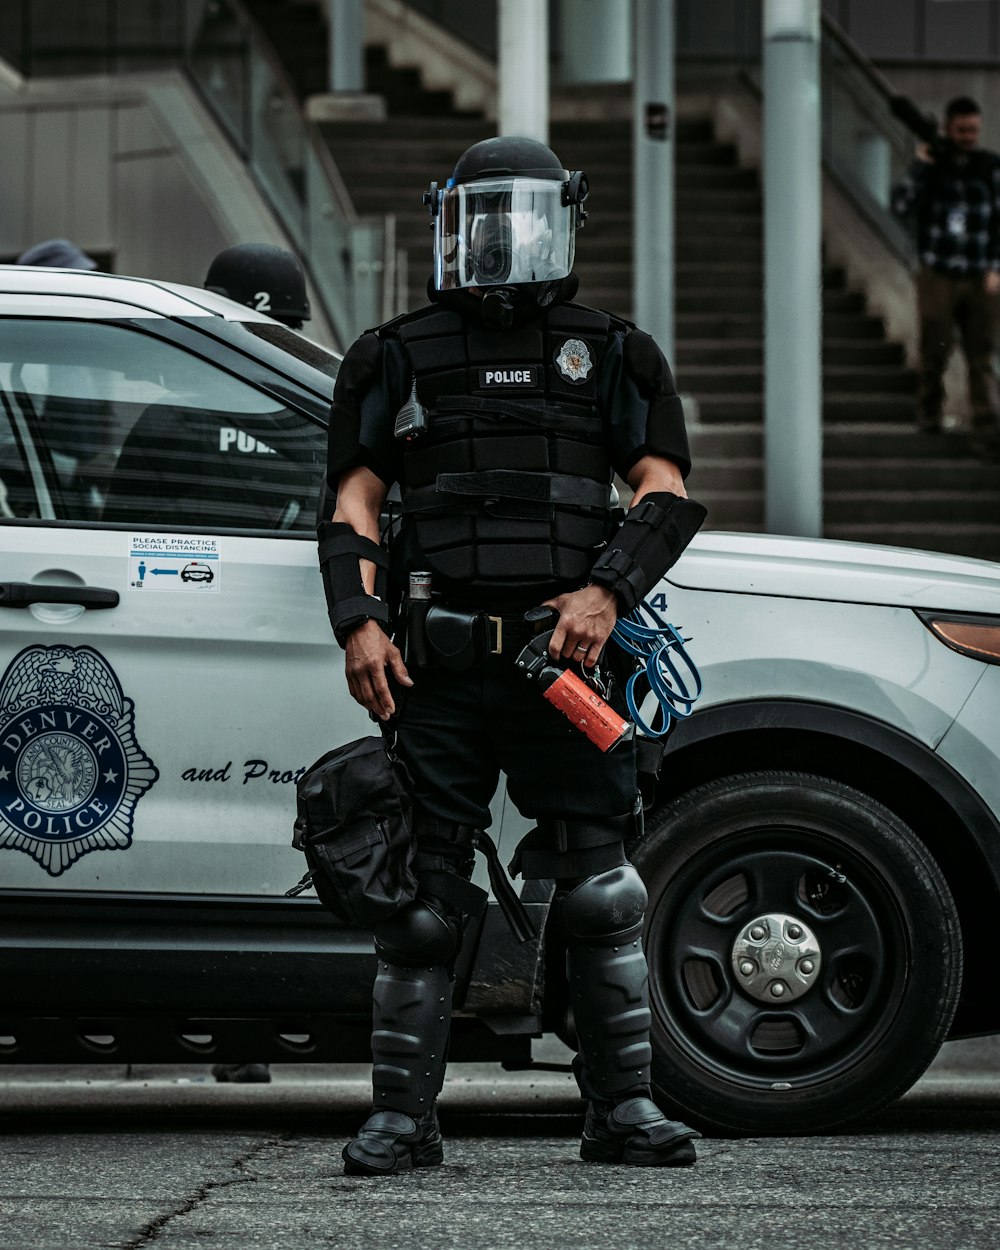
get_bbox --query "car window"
[0,394,40,519]
[0,319,326,534]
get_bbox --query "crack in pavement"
[120,1131,294,1249]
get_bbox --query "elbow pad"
[317,521,390,647]
[588,492,707,613]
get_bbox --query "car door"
[0,311,371,899]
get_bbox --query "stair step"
[825,460,1000,489]
[823,524,1000,561]
[676,339,906,366]
[676,142,740,165]
[824,423,986,457]
[694,394,918,422]
[696,491,765,527]
[680,365,916,394]
[325,118,492,140]
[687,422,993,461]
[687,458,1000,493]
[677,190,762,212]
[828,492,1000,524]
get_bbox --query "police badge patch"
[555,338,594,384]
[0,645,158,876]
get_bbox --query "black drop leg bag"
[286,736,418,927]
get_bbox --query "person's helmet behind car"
[204,244,311,329]
[425,136,588,295]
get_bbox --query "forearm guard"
[588,492,707,613]
[317,520,390,648]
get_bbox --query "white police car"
[2,266,999,1136]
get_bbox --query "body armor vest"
[389,302,616,603]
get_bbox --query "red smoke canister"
[538,666,630,753]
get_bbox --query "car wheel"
[632,771,962,1135]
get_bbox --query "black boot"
[343,961,453,1177]
[342,1107,444,1175]
[581,1096,699,1166]
[563,866,701,1167]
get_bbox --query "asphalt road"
[1,1038,998,1250]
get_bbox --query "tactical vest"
[389,302,616,602]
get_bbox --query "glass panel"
[186,0,250,153]
[0,393,40,520]
[1,320,326,534]
[820,21,918,260]
[247,44,306,243]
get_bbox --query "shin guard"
[371,961,453,1114]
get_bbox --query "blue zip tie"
[610,599,703,737]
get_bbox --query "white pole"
[328,0,364,94]
[559,0,630,84]
[763,0,823,537]
[632,0,674,359]
[498,0,549,141]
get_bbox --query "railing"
[720,8,916,263]
[0,0,394,348]
[819,15,916,263]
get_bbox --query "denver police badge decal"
[555,338,593,384]
[0,645,158,876]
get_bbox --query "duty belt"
[405,597,545,669]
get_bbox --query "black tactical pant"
[390,654,638,847]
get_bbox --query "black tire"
[632,771,962,1136]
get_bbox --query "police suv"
[2,267,1000,1136]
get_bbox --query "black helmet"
[204,243,310,328]
[424,136,588,296]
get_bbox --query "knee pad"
[561,864,648,946]
[374,897,459,967]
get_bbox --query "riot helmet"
[424,137,588,299]
[204,243,311,329]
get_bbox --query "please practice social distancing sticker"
[128,535,221,593]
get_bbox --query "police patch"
[0,645,158,876]
[555,338,594,384]
[478,367,539,388]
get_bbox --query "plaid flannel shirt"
[892,149,1000,275]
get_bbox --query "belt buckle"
[489,615,503,654]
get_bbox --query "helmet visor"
[434,177,576,290]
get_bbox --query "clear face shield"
[433,178,577,291]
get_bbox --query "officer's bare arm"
[332,466,413,721]
[331,465,389,591]
[626,453,687,504]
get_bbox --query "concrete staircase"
[246,0,1000,562]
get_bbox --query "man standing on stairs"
[320,136,705,1175]
[892,96,1000,456]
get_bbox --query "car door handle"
[0,582,120,610]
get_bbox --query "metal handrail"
[210,0,358,224]
[818,14,918,263]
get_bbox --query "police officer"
[204,243,311,330]
[321,137,703,1174]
